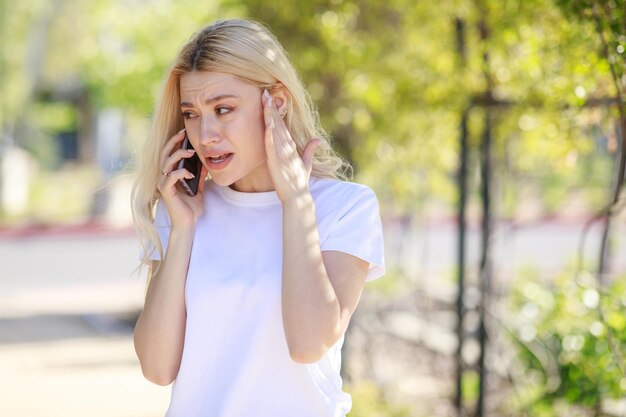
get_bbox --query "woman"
[132,18,384,417]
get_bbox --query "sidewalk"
[0,229,171,417]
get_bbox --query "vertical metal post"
[475,5,493,414]
[477,110,492,417]
[455,108,469,416]
[454,16,469,417]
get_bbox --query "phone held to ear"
[177,135,202,196]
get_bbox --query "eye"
[181,111,197,120]
[216,106,232,116]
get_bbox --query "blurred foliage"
[556,0,625,99]
[507,267,626,416]
[29,164,102,222]
[0,0,622,220]
[462,370,480,404]
[345,381,412,417]
[365,265,413,297]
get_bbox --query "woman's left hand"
[262,89,320,202]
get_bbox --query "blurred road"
[0,227,170,417]
[386,217,626,283]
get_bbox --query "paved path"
[0,228,170,417]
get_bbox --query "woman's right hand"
[157,129,207,228]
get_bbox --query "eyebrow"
[180,94,239,108]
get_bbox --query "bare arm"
[133,128,207,385]
[260,89,369,364]
[281,192,369,364]
[133,226,194,385]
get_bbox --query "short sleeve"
[320,187,385,282]
[145,200,172,261]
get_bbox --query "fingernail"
[187,149,195,153]
[263,89,270,99]
[178,128,186,134]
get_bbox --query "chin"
[210,175,237,187]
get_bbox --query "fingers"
[263,90,296,158]
[157,128,206,198]
[159,128,187,168]
[262,89,276,130]
[162,148,196,175]
[263,90,276,158]
[157,166,195,195]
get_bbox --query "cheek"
[257,105,266,129]
[227,106,266,159]
[248,106,265,141]
[245,108,267,151]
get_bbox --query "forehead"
[179,72,255,98]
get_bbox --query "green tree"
[508,269,626,415]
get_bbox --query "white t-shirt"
[150,177,385,417]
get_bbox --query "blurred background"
[0,0,625,416]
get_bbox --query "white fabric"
[150,177,385,417]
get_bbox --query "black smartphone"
[177,135,202,196]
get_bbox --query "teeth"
[209,154,229,163]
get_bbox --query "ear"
[270,83,290,117]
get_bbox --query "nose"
[198,116,222,146]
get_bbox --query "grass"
[1,164,103,225]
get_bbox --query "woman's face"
[179,71,272,192]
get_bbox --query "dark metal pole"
[476,4,492,415]
[454,16,469,417]
[455,108,469,416]
[477,110,492,417]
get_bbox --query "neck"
[230,164,274,193]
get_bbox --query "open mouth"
[207,153,233,163]
[205,153,234,169]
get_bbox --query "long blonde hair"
[131,18,351,267]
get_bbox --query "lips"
[205,152,234,170]
[208,153,232,163]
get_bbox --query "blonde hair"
[131,18,351,268]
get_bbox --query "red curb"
[0,221,136,240]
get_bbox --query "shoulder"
[310,177,377,201]
[309,177,379,214]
